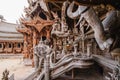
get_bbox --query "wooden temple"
[0,18,23,54]
[17,0,120,80]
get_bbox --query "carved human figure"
[73,43,78,57]
[34,39,51,70]
[51,1,70,38]
[51,19,61,33]
[34,41,42,70]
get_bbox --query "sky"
[0,0,28,23]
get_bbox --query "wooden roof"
[0,21,23,42]
[20,16,54,32]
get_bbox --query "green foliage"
[2,69,9,80]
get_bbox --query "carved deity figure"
[34,39,51,70]
[51,19,61,33]
[51,1,70,38]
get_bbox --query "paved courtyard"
[0,58,34,80]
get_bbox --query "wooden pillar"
[20,43,22,53]
[81,26,85,54]
[33,29,37,67]
[72,69,74,79]
[53,38,57,63]
[44,56,50,80]
[87,44,91,57]
[13,42,15,54]
[33,29,37,47]
[46,30,50,40]
[6,42,8,54]
[3,42,5,53]
[11,43,13,53]
[23,33,28,58]
[0,42,3,53]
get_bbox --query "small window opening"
[42,36,46,41]
[9,43,12,48]
[0,44,2,48]
[17,43,21,48]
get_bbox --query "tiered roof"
[0,21,23,42]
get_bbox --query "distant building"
[0,20,23,53]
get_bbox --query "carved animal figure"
[67,1,116,50]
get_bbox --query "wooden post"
[44,56,50,80]
[81,26,85,55]
[3,42,5,53]
[46,30,50,40]
[23,34,28,58]
[33,29,37,67]
[6,42,8,54]
[72,69,74,79]
[87,44,91,57]
[11,43,13,54]
[33,29,37,47]
[13,42,15,54]
[53,38,57,63]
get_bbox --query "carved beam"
[46,0,120,10]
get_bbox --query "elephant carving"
[67,1,115,50]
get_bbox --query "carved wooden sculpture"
[21,16,54,33]
[67,1,114,50]
[19,0,120,80]
[34,39,52,80]
[51,1,70,38]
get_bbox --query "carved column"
[3,42,5,53]
[87,44,91,57]
[33,29,37,67]
[33,29,37,47]
[23,33,28,58]
[44,55,50,80]
[53,38,57,63]
[13,42,15,54]
[73,43,78,57]
[46,29,50,40]
[81,26,85,54]
[5,42,7,53]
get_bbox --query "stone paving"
[0,58,34,80]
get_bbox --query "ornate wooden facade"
[18,0,120,80]
[0,20,23,54]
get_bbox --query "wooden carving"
[21,16,54,32]
[18,0,120,80]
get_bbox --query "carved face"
[38,45,47,56]
[63,25,68,32]
[56,24,61,31]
